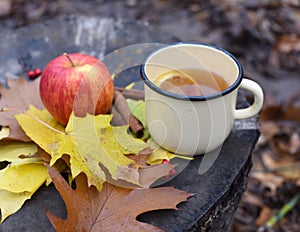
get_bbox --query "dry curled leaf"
[46,166,193,232]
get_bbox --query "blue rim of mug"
[140,42,243,101]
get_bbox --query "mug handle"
[234,78,264,119]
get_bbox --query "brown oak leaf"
[46,166,193,232]
[0,78,44,141]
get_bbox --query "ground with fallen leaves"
[1,0,300,231]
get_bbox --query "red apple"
[39,53,114,126]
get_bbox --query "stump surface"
[0,16,259,232]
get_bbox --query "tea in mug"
[154,68,229,96]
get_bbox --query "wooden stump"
[0,16,260,231]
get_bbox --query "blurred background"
[0,0,299,231]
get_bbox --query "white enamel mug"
[140,43,264,155]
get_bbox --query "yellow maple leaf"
[0,141,48,223]
[15,106,151,191]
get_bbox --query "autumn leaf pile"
[0,78,193,231]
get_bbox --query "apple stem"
[63,52,75,67]
[1,107,65,135]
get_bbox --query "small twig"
[258,193,300,232]
[113,90,144,138]
[114,87,144,100]
[110,106,127,126]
